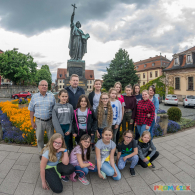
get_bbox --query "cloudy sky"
[0,0,195,82]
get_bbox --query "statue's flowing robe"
[68,23,87,60]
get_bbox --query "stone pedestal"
[64,60,87,91]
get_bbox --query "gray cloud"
[0,0,154,36]
[30,52,45,58]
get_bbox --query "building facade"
[56,68,94,92]
[164,46,195,101]
[134,55,170,86]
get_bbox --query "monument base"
[64,60,87,91]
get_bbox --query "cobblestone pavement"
[159,102,195,120]
[0,128,195,195]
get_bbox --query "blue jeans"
[118,155,139,169]
[98,128,103,139]
[137,125,150,137]
[101,162,121,181]
[149,120,155,140]
[60,124,70,151]
[75,165,97,178]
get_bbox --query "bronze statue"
[68,4,90,61]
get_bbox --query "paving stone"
[158,142,175,151]
[15,153,33,166]
[153,168,181,183]
[183,144,191,149]
[0,159,15,179]
[154,144,164,151]
[188,147,195,154]
[6,152,21,160]
[190,154,195,160]
[120,164,138,179]
[0,179,3,185]
[33,176,52,195]
[159,150,180,163]
[150,160,162,170]
[12,165,27,171]
[127,175,155,195]
[0,169,24,194]
[175,191,194,195]
[89,172,110,184]
[14,182,35,195]
[118,192,135,195]
[157,158,182,175]
[73,179,94,195]
[53,184,73,195]
[0,144,20,152]
[18,147,39,154]
[172,139,188,147]
[175,146,193,156]
[91,182,114,195]
[174,152,195,166]
[165,140,178,147]
[21,162,40,184]
[175,171,195,193]
[0,151,10,163]
[175,161,195,178]
[168,149,180,155]
[30,154,40,163]
[135,165,161,185]
[108,176,132,195]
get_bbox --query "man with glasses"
[28,80,56,156]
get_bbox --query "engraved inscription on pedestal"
[69,67,82,77]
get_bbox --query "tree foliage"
[102,49,139,91]
[35,65,52,90]
[0,48,37,85]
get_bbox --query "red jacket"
[135,99,155,126]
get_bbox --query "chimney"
[155,55,158,57]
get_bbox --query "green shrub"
[167,107,182,122]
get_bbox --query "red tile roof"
[177,46,195,55]
[0,49,3,54]
[56,68,94,80]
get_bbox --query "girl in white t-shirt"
[70,134,97,185]
[95,127,121,181]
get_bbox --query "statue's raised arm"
[70,4,76,24]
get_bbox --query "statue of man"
[68,4,90,61]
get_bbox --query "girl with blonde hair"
[40,133,75,193]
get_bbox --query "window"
[175,77,180,90]
[150,72,152,78]
[155,71,158,77]
[63,85,64,88]
[137,74,140,78]
[2,79,4,82]
[175,58,178,64]
[143,73,145,78]
[59,74,62,77]
[60,80,61,83]
[90,75,93,78]
[90,86,91,89]
[144,64,147,68]
[152,63,155,66]
[90,81,92,84]
[136,66,138,69]
[188,77,193,90]
[88,80,89,84]
[143,82,145,85]
[63,80,65,83]
[187,55,191,63]
[60,85,61,88]
[87,86,88,88]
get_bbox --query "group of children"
[40,80,159,193]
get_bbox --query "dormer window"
[60,74,62,77]
[136,66,138,69]
[187,55,191,63]
[152,63,155,66]
[144,64,147,68]
[175,58,179,65]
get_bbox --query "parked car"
[155,94,162,104]
[12,92,31,99]
[183,95,195,108]
[164,94,178,106]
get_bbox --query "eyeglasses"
[40,85,48,87]
[54,141,62,145]
[125,136,132,139]
[101,98,109,100]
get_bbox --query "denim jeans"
[118,155,139,169]
[112,125,119,144]
[75,165,97,178]
[60,124,70,151]
[101,162,121,181]
[98,128,103,139]
[149,120,155,140]
[137,125,150,137]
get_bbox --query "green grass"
[178,118,195,129]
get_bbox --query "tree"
[0,48,37,85]
[102,48,139,91]
[35,65,52,90]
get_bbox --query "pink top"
[69,145,88,166]
[118,95,125,107]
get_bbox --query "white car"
[183,95,195,108]
[164,95,178,106]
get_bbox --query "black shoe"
[61,176,69,182]
[92,145,95,151]
[151,163,155,168]
[39,155,42,161]
[114,152,117,156]
[130,168,135,176]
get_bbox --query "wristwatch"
[64,149,67,153]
